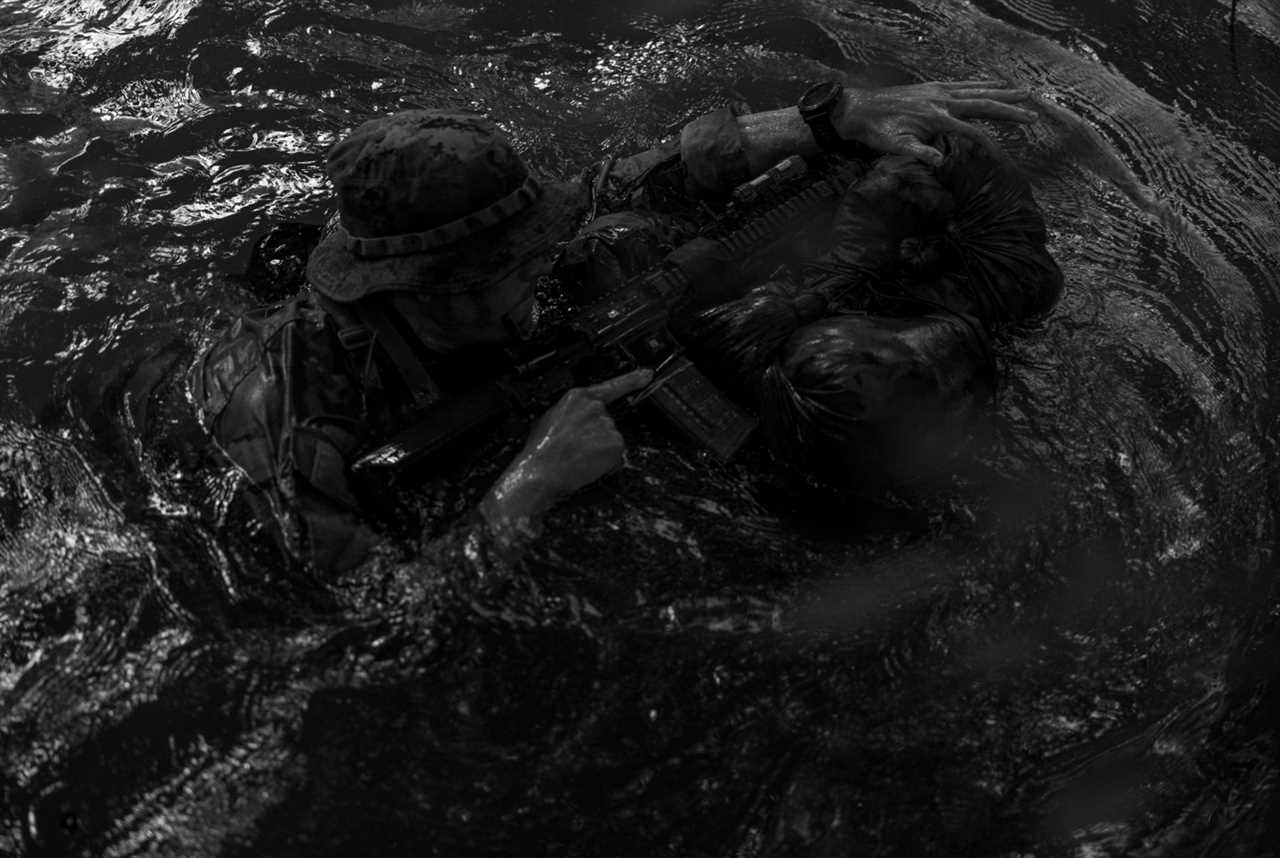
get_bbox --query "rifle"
[354,154,863,472]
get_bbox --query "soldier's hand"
[833,80,1037,166]
[518,367,654,500]
[478,368,653,565]
[478,368,650,560]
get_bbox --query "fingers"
[938,79,1012,90]
[927,116,1003,153]
[949,87,1031,103]
[946,98,1038,123]
[895,139,945,167]
[581,367,654,404]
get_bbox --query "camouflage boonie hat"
[307,110,585,302]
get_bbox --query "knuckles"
[531,383,630,485]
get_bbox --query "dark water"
[3,0,1280,855]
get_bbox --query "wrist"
[480,453,559,535]
[830,87,854,134]
[826,87,878,158]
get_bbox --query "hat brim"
[306,179,586,302]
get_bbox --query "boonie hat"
[306,110,584,302]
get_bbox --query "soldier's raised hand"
[834,80,1037,166]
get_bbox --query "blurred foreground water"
[2,0,1280,854]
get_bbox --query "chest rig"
[321,292,441,410]
[315,290,520,434]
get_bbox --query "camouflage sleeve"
[553,207,702,302]
[590,104,752,213]
[556,106,753,301]
[192,297,377,573]
[677,105,753,198]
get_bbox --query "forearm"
[473,370,647,567]
[477,452,558,567]
[677,100,830,195]
[735,88,879,175]
[735,106,823,176]
[682,80,1039,195]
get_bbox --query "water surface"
[2,0,1279,855]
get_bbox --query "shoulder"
[589,135,716,217]
[677,105,753,197]
[594,137,683,204]
[190,297,329,433]
[586,102,753,215]
[555,207,704,302]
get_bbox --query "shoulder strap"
[347,297,442,410]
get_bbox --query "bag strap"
[347,297,442,410]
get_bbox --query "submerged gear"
[306,110,584,302]
[817,132,1063,323]
[760,312,995,491]
[686,131,1061,492]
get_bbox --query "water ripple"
[1,0,1279,855]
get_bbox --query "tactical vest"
[311,290,518,435]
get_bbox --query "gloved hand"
[832,80,1036,165]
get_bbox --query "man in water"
[193,80,1041,573]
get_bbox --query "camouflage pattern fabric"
[193,119,1059,573]
[193,133,718,574]
[193,298,384,571]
